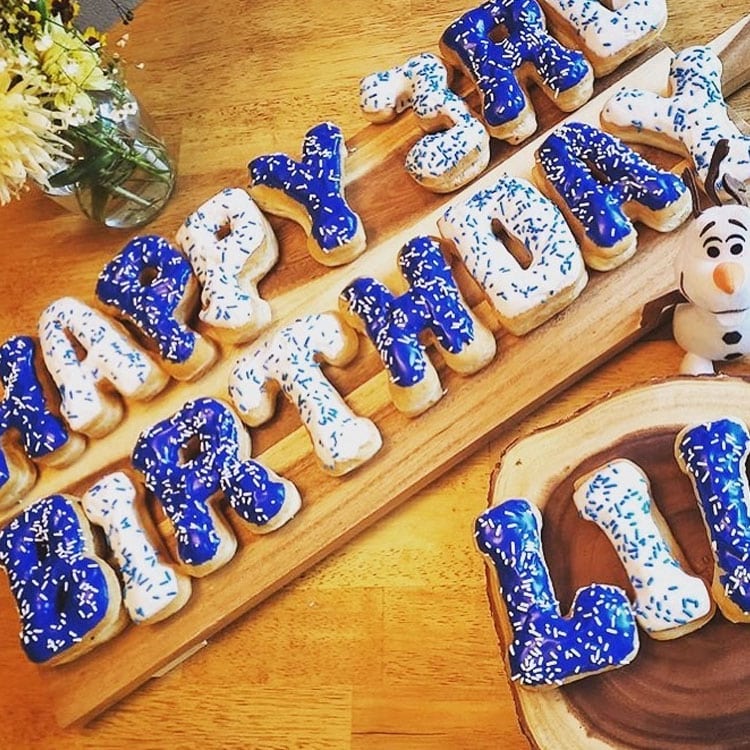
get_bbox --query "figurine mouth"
[679,272,750,315]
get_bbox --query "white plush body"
[673,204,750,374]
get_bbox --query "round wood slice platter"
[485,375,750,750]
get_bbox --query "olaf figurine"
[673,139,750,375]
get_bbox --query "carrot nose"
[713,262,745,294]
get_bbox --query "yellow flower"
[0,66,65,204]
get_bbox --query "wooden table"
[1,1,749,747]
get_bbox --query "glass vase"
[45,71,176,229]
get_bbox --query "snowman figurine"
[673,140,750,375]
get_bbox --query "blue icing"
[0,336,70,488]
[440,0,590,128]
[96,235,197,364]
[132,397,289,567]
[536,121,686,248]
[248,122,360,253]
[677,418,750,615]
[340,236,475,386]
[0,494,113,663]
[475,498,639,687]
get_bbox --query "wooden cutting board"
[3,17,748,728]
[487,376,750,750]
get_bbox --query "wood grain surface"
[1,1,750,748]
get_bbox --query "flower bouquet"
[0,0,175,227]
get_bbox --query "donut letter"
[438,175,588,336]
[676,418,750,623]
[248,121,366,266]
[0,494,124,664]
[96,235,218,381]
[0,336,84,509]
[132,397,301,576]
[38,297,169,437]
[538,0,667,76]
[339,235,496,417]
[229,312,382,476]
[439,0,593,143]
[175,188,279,344]
[533,121,690,270]
[359,53,490,192]
[574,459,714,639]
[81,472,191,624]
[602,46,750,196]
[475,498,639,687]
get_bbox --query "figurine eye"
[706,246,721,258]
[731,243,744,255]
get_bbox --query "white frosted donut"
[573,459,714,639]
[538,0,667,76]
[229,312,382,476]
[38,297,168,437]
[360,53,489,192]
[175,187,279,344]
[81,471,192,624]
[438,175,588,336]
[601,46,750,196]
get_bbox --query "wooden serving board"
[2,18,747,728]
[487,376,750,750]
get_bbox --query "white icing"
[175,187,279,342]
[673,204,750,374]
[438,175,587,334]
[602,46,750,191]
[81,472,189,624]
[38,297,168,435]
[574,459,713,636]
[229,312,382,475]
[542,0,666,61]
[359,52,489,190]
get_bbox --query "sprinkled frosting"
[175,187,279,342]
[574,459,713,636]
[38,297,168,436]
[438,175,587,335]
[475,498,639,687]
[132,397,300,572]
[339,235,489,398]
[81,472,190,624]
[248,121,365,262]
[535,121,687,259]
[440,0,592,140]
[96,235,209,369]
[677,418,750,620]
[0,336,74,501]
[359,53,489,191]
[229,313,382,476]
[602,46,750,194]
[540,0,667,74]
[0,494,120,663]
